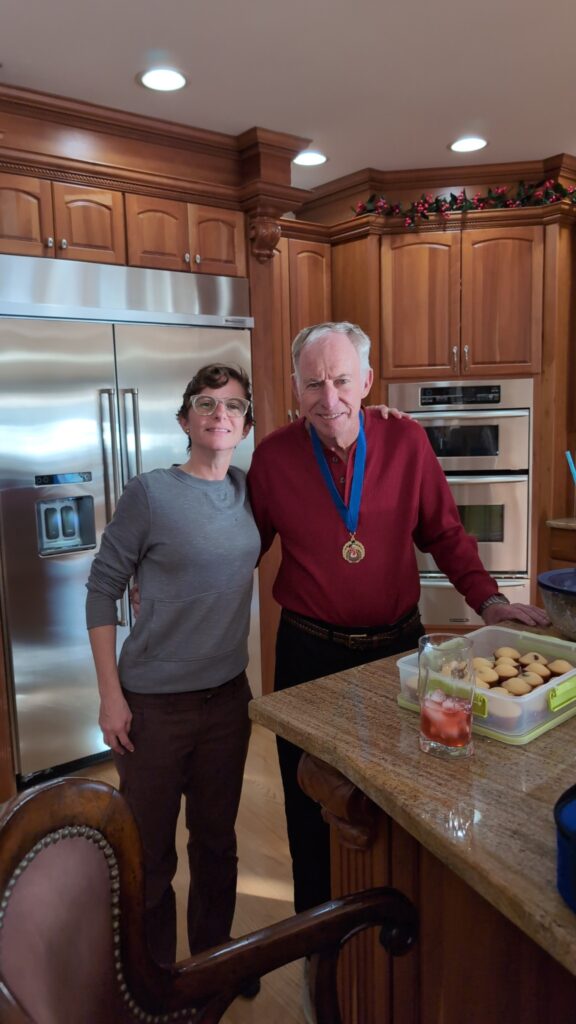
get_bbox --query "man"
[247,321,548,915]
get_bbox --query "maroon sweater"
[247,409,498,627]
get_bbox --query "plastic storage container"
[397,626,576,745]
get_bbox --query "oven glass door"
[413,409,530,472]
[416,475,529,574]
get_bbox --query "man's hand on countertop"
[482,602,550,627]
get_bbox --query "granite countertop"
[547,517,576,530]
[249,624,576,977]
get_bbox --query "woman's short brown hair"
[177,364,254,451]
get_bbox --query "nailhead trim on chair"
[0,827,198,1023]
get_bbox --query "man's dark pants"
[274,612,424,913]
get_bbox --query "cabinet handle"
[287,410,293,423]
[184,252,191,264]
[451,346,458,372]
[194,253,201,265]
[59,239,68,250]
[463,344,470,372]
[45,236,54,249]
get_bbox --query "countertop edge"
[249,696,576,978]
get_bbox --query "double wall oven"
[388,379,533,626]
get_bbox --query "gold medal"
[342,536,366,563]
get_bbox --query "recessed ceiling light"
[139,68,187,92]
[450,136,488,154]
[293,150,327,167]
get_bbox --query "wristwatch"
[479,593,511,614]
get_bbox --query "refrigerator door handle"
[98,388,121,521]
[117,589,130,628]
[121,388,143,481]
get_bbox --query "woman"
[86,364,261,968]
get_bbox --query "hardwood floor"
[79,724,307,1023]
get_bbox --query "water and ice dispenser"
[35,472,96,556]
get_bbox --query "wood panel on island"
[381,225,543,379]
[298,752,576,1024]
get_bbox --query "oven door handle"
[411,409,529,420]
[444,474,528,485]
[419,576,529,587]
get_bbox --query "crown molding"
[328,202,576,242]
[298,154,576,221]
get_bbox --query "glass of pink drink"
[418,634,475,758]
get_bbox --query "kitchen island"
[249,628,576,1024]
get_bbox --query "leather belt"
[281,608,420,650]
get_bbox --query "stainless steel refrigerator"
[0,255,256,782]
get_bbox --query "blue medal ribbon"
[309,413,366,536]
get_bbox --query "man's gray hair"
[292,322,372,380]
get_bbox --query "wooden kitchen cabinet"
[51,183,126,263]
[126,195,246,276]
[381,225,543,379]
[461,226,543,375]
[548,525,576,569]
[282,236,332,417]
[0,173,126,263]
[187,204,246,276]
[0,173,54,257]
[381,231,461,378]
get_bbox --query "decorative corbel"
[249,215,282,263]
[298,753,379,851]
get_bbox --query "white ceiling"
[2,0,576,194]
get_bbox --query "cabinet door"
[125,194,190,271]
[0,173,55,257]
[187,205,246,276]
[285,238,332,414]
[288,238,331,334]
[332,235,381,403]
[381,232,461,379]
[461,226,543,375]
[52,183,126,264]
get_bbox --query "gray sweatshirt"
[86,466,261,693]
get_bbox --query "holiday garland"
[354,179,576,229]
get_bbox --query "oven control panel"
[421,384,501,406]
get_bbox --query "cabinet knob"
[194,253,201,265]
[463,344,470,372]
[287,410,293,423]
[451,346,458,372]
[59,239,68,250]
[184,252,191,264]
[45,236,54,249]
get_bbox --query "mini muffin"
[474,678,491,690]
[495,664,519,680]
[473,656,494,671]
[495,656,518,667]
[526,662,551,681]
[488,686,513,695]
[494,646,521,660]
[502,677,532,696]
[547,659,574,676]
[475,668,499,686]
[518,651,548,666]
[521,672,546,688]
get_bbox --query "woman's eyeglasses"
[188,395,250,418]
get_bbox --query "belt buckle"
[347,632,369,649]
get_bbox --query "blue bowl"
[554,784,576,913]
[538,569,576,640]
